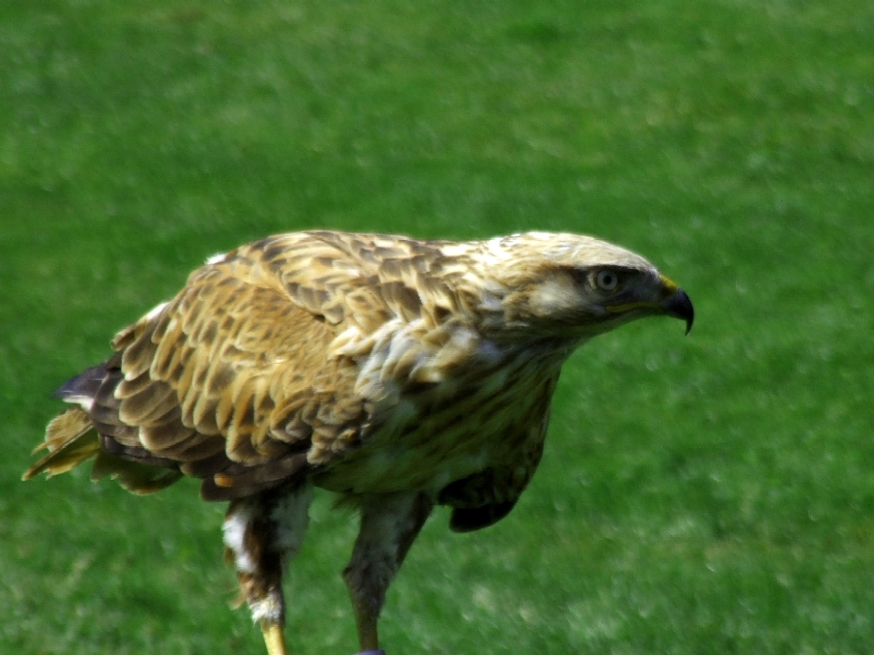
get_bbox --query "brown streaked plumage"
[24,229,694,655]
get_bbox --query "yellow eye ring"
[594,270,619,291]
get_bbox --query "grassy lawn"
[2,0,872,653]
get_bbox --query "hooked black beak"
[663,288,694,335]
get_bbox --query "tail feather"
[24,405,183,495]
[52,363,109,408]
[23,408,99,479]
[91,450,183,494]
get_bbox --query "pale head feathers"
[479,231,653,272]
[437,231,663,340]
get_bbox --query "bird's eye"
[594,270,620,292]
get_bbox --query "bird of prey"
[24,230,693,655]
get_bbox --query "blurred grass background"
[2,0,873,653]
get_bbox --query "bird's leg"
[223,483,314,655]
[343,491,434,653]
[261,621,288,655]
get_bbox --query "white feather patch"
[65,395,94,412]
[144,301,168,321]
[248,596,283,623]
[206,252,228,265]
[222,504,259,575]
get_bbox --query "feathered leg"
[343,492,434,654]
[223,483,313,655]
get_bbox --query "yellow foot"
[260,621,287,655]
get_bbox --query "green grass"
[2,0,873,653]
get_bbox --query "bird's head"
[470,232,694,341]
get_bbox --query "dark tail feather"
[53,363,110,404]
[26,358,185,495]
[23,363,112,479]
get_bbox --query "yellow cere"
[659,274,679,293]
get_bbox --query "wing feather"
[87,232,437,498]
